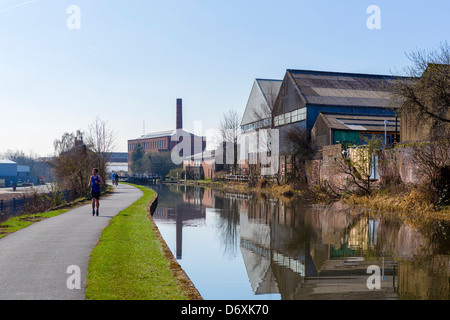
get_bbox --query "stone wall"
[305,144,426,192]
[378,146,425,186]
[305,144,354,192]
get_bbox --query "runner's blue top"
[91,175,101,192]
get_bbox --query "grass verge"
[85,184,189,300]
[0,209,69,239]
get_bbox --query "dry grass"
[344,186,450,222]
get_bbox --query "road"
[0,184,143,300]
[0,184,52,200]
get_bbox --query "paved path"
[0,184,143,300]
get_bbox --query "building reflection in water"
[151,184,450,300]
[153,185,207,259]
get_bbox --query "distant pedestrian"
[114,172,119,186]
[88,168,104,216]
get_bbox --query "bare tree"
[391,41,450,130]
[390,42,450,205]
[248,82,281,181]
[85,117,118,181]
[283,127,314,184]
[252,82,279,129]
[219,110,241,173]
[51,118,117,198]
[411,137,450,206]
[53,130,85,155]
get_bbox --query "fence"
[0,197,29,221]
[0,190,75,222]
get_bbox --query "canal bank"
[144,185,203,300]
[147,186,203,300]
[151,212,203,300]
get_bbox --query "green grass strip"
[85,184,187,300]
[0,209,69,239]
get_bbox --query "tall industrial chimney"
[176,98,183,130]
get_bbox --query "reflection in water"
[151,184,450,300]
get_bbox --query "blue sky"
[0,0,449,156]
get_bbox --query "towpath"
[0,183,143,300]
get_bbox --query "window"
[299,108,306,121]
[242,118,272,133]
[285,113,291,123]
[273,108,307,127]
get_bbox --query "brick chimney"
[176,98,183,130]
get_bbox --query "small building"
[0,160,31,187]
[311,113,400,149]
[183,149,224,180]
[0,160,17,187]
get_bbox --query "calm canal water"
[150,184,449,300]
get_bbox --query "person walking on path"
[88,168,104,216]
[114,172,119,186]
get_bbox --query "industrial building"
[240,79,282,134]
[272,69,402,134]
[0,160,31,188]
[127,99,206,174]
[240,69,406,154]
[311,113,400,150]
[239,79,282,170]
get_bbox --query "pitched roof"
[287,69,400,108]
[139,130,176,139]
[129,129,204,142]
[241,79,282,126]
[319,113,400,132]
[0,160,16,165]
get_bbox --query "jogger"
[88,168,104,216]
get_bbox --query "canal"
[150,184,450,300]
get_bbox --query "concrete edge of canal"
[148,193,203,300]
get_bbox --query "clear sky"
[0,0,449,157]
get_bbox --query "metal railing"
[0,197,28,221]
